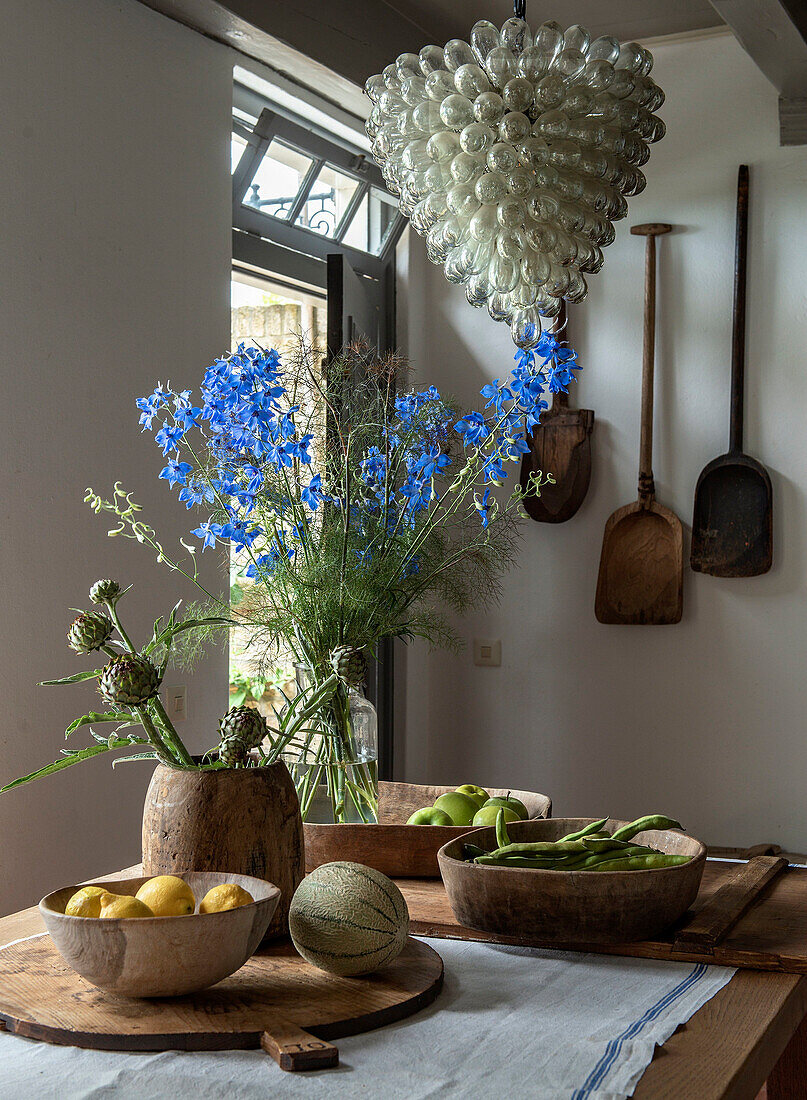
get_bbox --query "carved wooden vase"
[142,761,304,939]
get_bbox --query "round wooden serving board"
[0,934,443,1072]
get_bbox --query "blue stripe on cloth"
[571,963,710,1099]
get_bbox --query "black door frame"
[326,255,396,781]
[230,85,401,780]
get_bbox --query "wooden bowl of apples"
[304,781,551,878]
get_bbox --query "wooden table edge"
[2,866,806,1099]
[634,971,807,1100]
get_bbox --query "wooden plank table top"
[0,865,805,1099]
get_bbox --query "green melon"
[289,862,410,977]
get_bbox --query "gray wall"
[0,0,232,914]
[398,31,807,851]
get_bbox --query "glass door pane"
[294,164,361,238]
[242,140,316,221]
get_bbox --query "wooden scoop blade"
[261,1019,339,1072]
[595,500,683,624]
[690,454,772,577]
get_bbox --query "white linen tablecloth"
[0,935,734,1099]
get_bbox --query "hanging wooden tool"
[519,304,594,522]
[595,224,683,625]
[691,165,772,577]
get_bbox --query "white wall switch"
[165,685,187,722]
[473,639,501,667]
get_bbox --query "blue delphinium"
[133,333,577,580]
[109,332,578,688]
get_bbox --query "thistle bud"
[68,611,113,654]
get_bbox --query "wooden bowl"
[438,818,706,944]
[39,872,280,998]
[304,781,551,878]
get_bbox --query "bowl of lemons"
[39,871,280,997]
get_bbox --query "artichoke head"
[219,735,249,768]
[219,705,268,750]
[89,579,122,604]
[98,655,161,707]
[68,611,113,654]
[329,645,366,689]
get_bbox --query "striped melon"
[289,862,410,977]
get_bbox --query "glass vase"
[282,664,379,824]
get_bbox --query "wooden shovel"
[690,165,773,576]
[519,304,594,523]
[595,224,683,625]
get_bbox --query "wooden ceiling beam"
[710,0,807,143]
[138,0,445,93]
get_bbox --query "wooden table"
[1,866,805,1099]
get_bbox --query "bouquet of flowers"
[8,330,577,820]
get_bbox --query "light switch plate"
[473,638,501,667]
[165,685,187,722]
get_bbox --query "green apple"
[454,784,489,809]
[482,795,529,820]
[406,807,453,826]
[432,791,480,826]
[472,804,520,828]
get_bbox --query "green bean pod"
[558,818,610,843]
[487,840,588,857]
[474,854,587,869]
[580,837,633,853]
[570,845,659,869]
[462,843,486,862]
[495,808,511,850]
[610,815,683,842]
[591,853,691,871]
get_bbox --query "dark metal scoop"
[691,165,773,577]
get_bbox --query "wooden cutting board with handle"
[595,224,683,624]
[519,304,594,522]
[0,935,443,1072]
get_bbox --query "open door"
[326,253,395,781]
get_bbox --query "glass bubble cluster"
[365,18,665,348]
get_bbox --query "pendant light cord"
[514,0,526,18]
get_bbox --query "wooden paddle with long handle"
[636,226,666,508]
[595,224,684,625]
[690,165,773,576]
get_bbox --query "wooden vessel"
[142,762,303,939]
[519,304,595,523]
[304,781,551,878]
[39,872,280,998]
[438,817,705,944]
[403,854,807,975]
[0,935,443,1072]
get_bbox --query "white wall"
[0,0,232,914]
[398,31,807,851]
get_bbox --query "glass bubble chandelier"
[364,4,666,348]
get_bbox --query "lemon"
[64,885,106,918]
[135,875,196,916]
[199,883,254,914]
[98,892,154,919]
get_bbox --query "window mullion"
[232,108,278,207]
[334,180,370,244]
[378,212,409,265]
[282,157,324,227]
